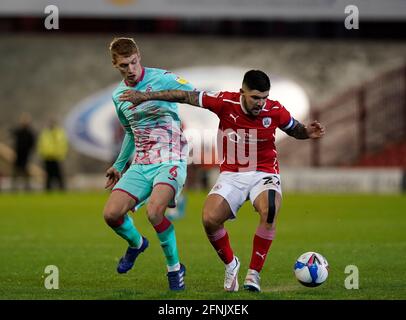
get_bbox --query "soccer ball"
[293,252,329,287]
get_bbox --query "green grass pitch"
[0,191,405,300]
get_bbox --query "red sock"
[106,216,124,228]
[207,228,234,265]
[249,226,274,272]
[153,216,171,233]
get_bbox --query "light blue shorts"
[113,161,187,211]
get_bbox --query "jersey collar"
[239,95,267,115]
[239,95,249,114]
[124,67,146,87]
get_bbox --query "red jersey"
[199,91,294,174]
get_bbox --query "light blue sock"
[156,223,180,268]
[112,214,142,248]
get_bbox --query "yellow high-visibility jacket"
[37,127,68,161]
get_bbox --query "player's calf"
[103,190,136,226]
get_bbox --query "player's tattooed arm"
[285,119,309,139]
[285,119,325,139]
[119,90,201,109]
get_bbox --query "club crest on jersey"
[262,117,272,128]
[145,84,153,92]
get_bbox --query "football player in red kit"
[120,70,325,292]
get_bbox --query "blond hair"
[109,37,140,63]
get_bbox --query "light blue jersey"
[111,67,194,210]
[112,67,194,172]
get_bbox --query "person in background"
[37,118,68,191]
[11,112,36,191]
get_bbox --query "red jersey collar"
[239,94,267,115]
[239,95,248,114]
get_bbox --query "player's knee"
[146,201,167,215]
[103,210,122,227]
[202,209,220,230]
[260,221,274,231]
[146,202,166,225]
[103,204,123,227]
[147,212,165,225]
[260,190,280,224]
[259,205,277,225]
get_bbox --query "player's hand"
[119,90,145,109]
[306,120,325,139]
[105,167,121,190]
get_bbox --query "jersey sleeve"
[160,71,196,91]
[277,103,295,131]
[112,98,135,173]
[113,98,132,133]
[197,91,227,116]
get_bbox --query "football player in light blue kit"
[103,37,194,290]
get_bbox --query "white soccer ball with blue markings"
[294,252,329,287]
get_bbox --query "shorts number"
[262,176,280,186]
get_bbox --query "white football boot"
[243,269,261,292]
[224,256,240,292]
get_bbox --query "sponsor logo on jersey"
[262,117,272,128]
[229,113,239,123]
[227,131,241,143]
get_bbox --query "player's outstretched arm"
[285,119,325,139]
[119,90,200,109]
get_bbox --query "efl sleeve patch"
[176,77,189,85]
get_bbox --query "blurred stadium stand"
[1,17,406,40]
[278,64,406,168]
[1,0,406,39]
